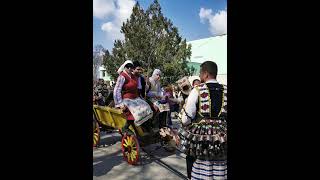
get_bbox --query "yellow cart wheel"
[93,121,100,147]
[121,134,139,165]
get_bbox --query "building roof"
[187,34,227,75]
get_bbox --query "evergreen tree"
[103,0,194,84]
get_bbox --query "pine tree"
[103,0,194,84]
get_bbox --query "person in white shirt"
[179,61,227,180]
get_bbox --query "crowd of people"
[93,79,114,106]
[94,60,227,180]
[93,62,190,119]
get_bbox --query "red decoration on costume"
[201,104,209,110]
[200,92,208,98]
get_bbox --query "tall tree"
[103,0,193,84]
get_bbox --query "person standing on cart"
[113,60,153,135]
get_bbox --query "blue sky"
[93,0,227,51]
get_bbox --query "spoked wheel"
[93,121,100,148]
[121,134,140,165]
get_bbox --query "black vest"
[139,76,146,99]
[195,83,224,120]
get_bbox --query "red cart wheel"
[93,121,100,147]
[121,134,139,165]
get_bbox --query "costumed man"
[132,60,154,132]
[178,61,227,180]
[132,61,147,99]
[113,60,153,135]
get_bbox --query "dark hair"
[200,61,218,78]
[192,79,200,85]
[133,61,142,68]
[124,63,134,69]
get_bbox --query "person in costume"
[113,60,153,134]
[147,69,163,104]
[179,61,227,180]
[132,60,147,99]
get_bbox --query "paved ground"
[93,116,188,180]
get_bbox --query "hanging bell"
[203,149,208,157]
[189,149,195,157]
[192,134,198,142]
[183,130,189,138]
[213,135,219,142]
[199,135,205,142]
[196,148,200,157]
[180,139,186,147]
[194,126,199,134]
[208,149,214,159]
[206,135,213,142]
[178,128,185,136]
[209,144,214,152]
[180,145,187,153]
[182,139,189,147]
[196,143,200,150]
[186,132,194,140]
[200,126,205,135]
[190,142,195,149]
[204,125,209,135]
[208,125,212,135]
[219,136,226,143]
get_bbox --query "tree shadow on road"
[97,131,122,147]
[93,149,123,177]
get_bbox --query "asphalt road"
[93,117,188,180]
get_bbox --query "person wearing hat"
[113,60,153,134]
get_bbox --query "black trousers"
[186,155,196,179]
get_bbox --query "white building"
[187,34,227,85]
[98,66,113,84]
